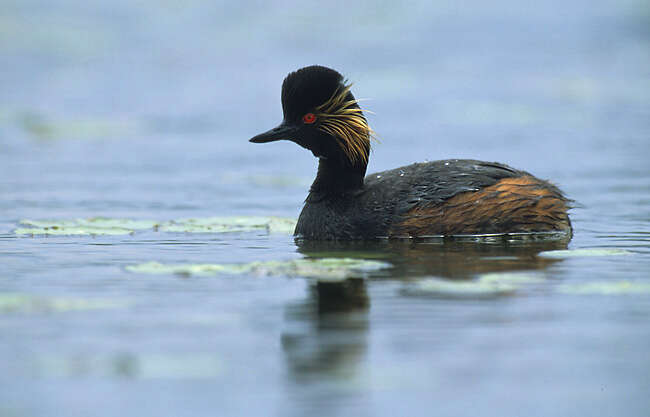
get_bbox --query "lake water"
[1,0,649,416]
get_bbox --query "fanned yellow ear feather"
[315,83,375,165]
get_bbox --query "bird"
[249,65,571,240]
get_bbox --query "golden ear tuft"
[315,83,375,165]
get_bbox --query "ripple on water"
[557,281,650,295]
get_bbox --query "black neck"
[308,156,367,199]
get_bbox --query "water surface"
[1,0,649,416]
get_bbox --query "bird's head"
[249,65,373,168]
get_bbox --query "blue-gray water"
[1,0,649,416]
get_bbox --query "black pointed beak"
[249,122,297,143]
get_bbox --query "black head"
[249,65,373,167]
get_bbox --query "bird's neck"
[308,156,367,199]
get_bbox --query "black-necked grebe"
[250,65,571,240]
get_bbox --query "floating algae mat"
[477,272,546,285]
[401,278,517,299]
[126,258,390,280]
[402,273,650,298]
[0,293,127,314]
[537,248,633,258]
[14,216,297,236]
[159,216,296,234]
[14,218,159,236]
[402,272,545,299]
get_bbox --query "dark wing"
[405,160,523,208]
[363,159,527,214]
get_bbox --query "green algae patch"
[266,217,298,234]
[0,293,127,314]
[15,226,134,236]
[126,262,250,276]
[126,258,389,280]
[15,216,297,236]
[254,258,390,281]
[557,281,650,295]
[538,248,633,258]
[16,217,159,236]
[402,278,517,299]
[478,272,545,285]
[19,217,159,229]
[159,216,296,234]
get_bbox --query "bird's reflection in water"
[282,235,569,385]
[281,277,369,382]
[296,235,570,279]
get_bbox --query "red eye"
[302,113,316,124]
